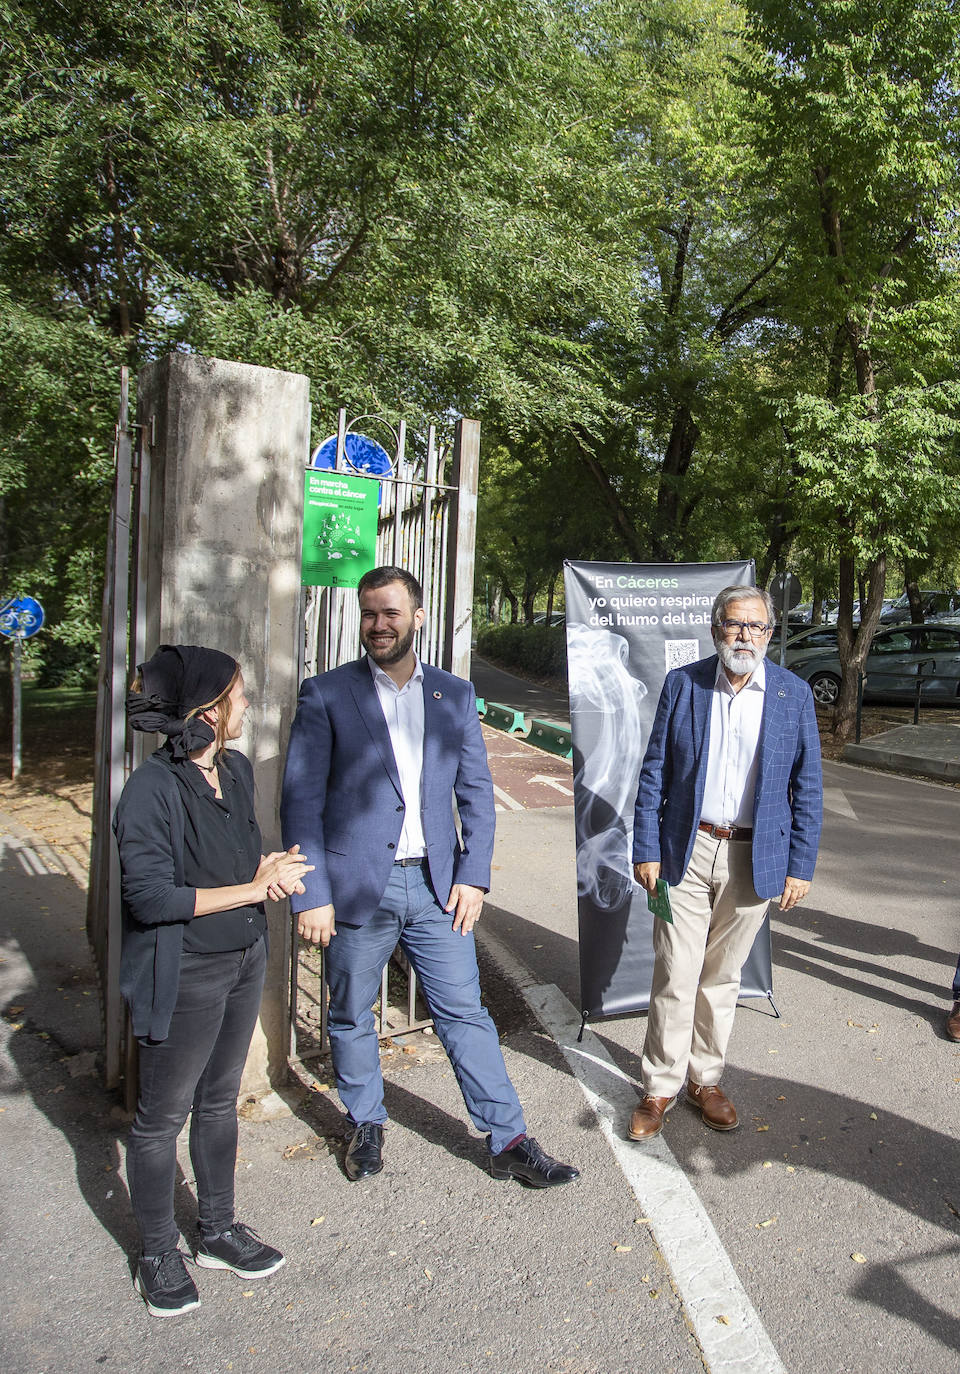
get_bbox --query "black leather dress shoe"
[344,1122,384,1181]
[488,1136,579,1188]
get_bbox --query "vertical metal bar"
[378,966,389,1036]
[11,634,21,780]
[444,418,481,679]
[392,421,407,567]
[335,407,347,469]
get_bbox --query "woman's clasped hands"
[255,844,314,903]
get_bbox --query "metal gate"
[290,410,481,1070]
[87,379,480,1093]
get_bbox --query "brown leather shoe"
[947,1001,960,1042]
[627,1095,673,1141]
[686,1081,738,1131]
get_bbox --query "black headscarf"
[126,644,238,760]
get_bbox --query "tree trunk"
[903,565,924,622]
[832,551,887,742]
[544,578,556,627]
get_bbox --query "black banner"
[563,559,774,1021]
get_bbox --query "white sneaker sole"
[194,1252,286,1279]
[134,1274,201,1317]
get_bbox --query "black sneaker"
[195,1222,285,1279]
[134,1248,200,1317]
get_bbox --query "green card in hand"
[646,878,673,925]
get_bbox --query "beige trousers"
[640,828,770,1099]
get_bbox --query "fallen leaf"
[614,1245,632,1252]
[776,1095,786,1101]
[756,1217,778,1229]
[424,1268,433,1280]
[869,1112,878,1121]
[762,1161,772,1169]
[756,1124,769,1132]
[242,1290,255,1297]
[310,1217,325,1226]
[634,1216,651,1225]
[851,1253,867,1264]
[403,1046,417,1055]
[786,1167,795,1174]
[716,1315,730,1325]
[648,1290,660,1299]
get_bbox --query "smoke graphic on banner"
[563,560,774,1023]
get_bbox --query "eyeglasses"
[719,619,771,637]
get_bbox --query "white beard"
[716,639,761,675]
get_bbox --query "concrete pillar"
[134,353,308,1095]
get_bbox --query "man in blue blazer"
[629,585,822,1142]
[281,566,578,1188]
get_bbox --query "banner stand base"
[576,991,781,1037]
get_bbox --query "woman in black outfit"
[113,644,312,1318]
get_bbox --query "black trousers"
[125,936,266,1256]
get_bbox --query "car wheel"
[808,670,841,706]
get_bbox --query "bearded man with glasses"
[628,585,822,1142]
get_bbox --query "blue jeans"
[952,954,960,1001]
[126,936,266,1255]
[324,863,526,1154]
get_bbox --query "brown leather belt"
[698,821,752,841]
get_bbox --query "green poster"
[301,470,378,587]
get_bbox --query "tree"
[741,0,960,737]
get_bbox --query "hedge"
[475,624,567,680]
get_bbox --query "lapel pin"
[433,691,442,699]
[778,689,786,697]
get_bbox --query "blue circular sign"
[310,432,394,477]
[0,596,45,639]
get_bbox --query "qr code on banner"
[665,639,700,671]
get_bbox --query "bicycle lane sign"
[0,596,45,639]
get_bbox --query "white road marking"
[822,786,857,820]
[491,784,524,812]
[529,774,575,798]
[480,927,787,1374]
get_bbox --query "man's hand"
[634,861,661,894]
[445,884,484,936]
[297,904,337,946]
[778,877,810,911]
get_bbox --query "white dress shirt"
[368,653,427,859]
[700,657,766,828]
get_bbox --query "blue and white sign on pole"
[0,596,45,640]
[0,595,44,779]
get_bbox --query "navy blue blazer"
[281,658,495,923]
[632,656,822,900]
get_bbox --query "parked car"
[789,622,960,706]
[767,623,840,667]
[880,590,960,624]
[786,599,840,627]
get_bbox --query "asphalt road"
[486,759,960,1374]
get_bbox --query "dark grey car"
[791,623,960,706]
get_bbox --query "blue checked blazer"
[632,655,822,900]
[281,657,495,924]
